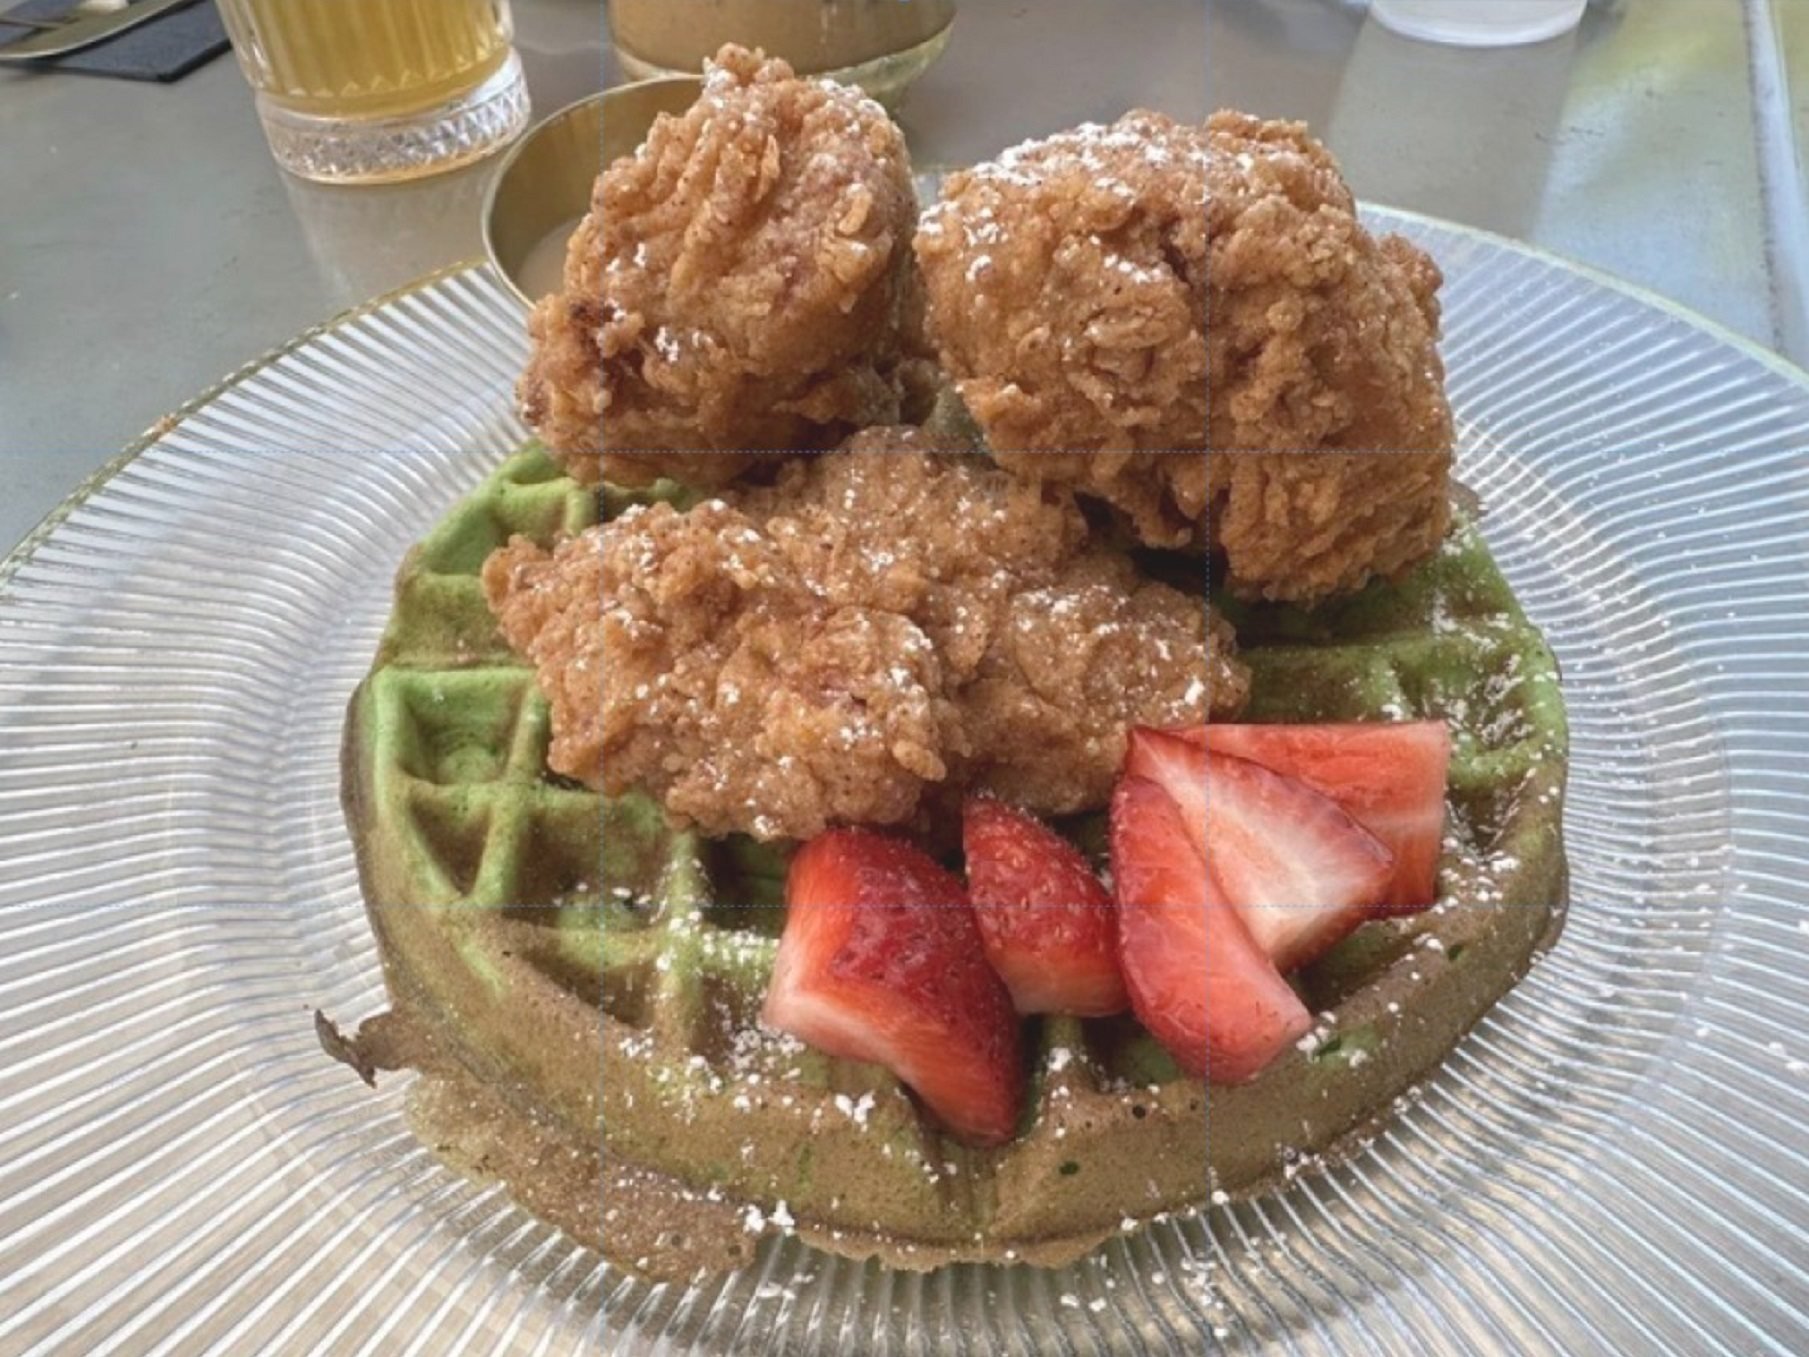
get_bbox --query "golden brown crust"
[1202,111,1451,456]
[517,198,607,477]
[915,109,1454,600]
[914,112,1213,546]
[1201,112,1454,599]
[484,435,1247,840]
[914,111,1212,455]
[1208,452,1451,603]
[480,531,607,788]
[516,46,927,489]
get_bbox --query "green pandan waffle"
[334,444,1567,1279]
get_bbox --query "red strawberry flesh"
[1125,728,1395,974]
[762,829,1025,1145]
[1202,750,1394,972]
[1180,722,1450,912]
[963,798,1127,1016]
[1110,775,1312,1082]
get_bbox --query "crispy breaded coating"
[1204,112,1451,457]
[481,526,608,789]
[914,112,1213,543]
[518,189,607,480]
[482,433,1248,840]
[915,110,1453,601]
[1204,112,1451,600]
[1209,453,1451,603]
[516,46,926,490]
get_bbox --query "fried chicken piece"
[914,112,1213,541]
[517,181,603,485]
[482,528,607,789]
[482,431,1248,841]
[516,46,926,491]
[1204,112,1452,601]
[914,110,1453,601]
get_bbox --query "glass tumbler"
[217,0,532,185]
[1369,0,1588,47]
[608,0,956,107]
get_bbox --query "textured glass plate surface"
[3,213,1809,1355]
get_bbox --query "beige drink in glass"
[609,0,956,106]
[218,0,531,185]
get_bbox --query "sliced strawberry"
[1202,750,1395,972]
[1125,728,1394,973]
[1178,722,1450,912]
[762,828,1024,1146]
[1109,775,1311,1083]
[1124,727,1212,857]
[962,798,1127,1017]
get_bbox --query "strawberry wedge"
[1110,775,1311,1082]
[1204,751,1395,972]
[1180,722,1451,912]
[1125,728,1394,974]
[963,798,1128,1017]
[763,829,1025,1146]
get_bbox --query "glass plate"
[2,212,1808,1355]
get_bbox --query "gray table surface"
[2,0,1805,557]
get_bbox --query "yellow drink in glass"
[218,0,530,184]
[608,0,956,106]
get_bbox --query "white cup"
[1368,0,1588,47]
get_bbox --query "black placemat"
[0,0,228,82]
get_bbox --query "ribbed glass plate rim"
[0,261,489,595]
